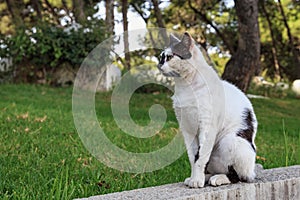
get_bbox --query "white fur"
[208,174,231,186]
[159,33,257,188]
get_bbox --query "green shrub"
[0,20,107,83]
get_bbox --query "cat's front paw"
[184,177,191,186]
[208,174,231,186]
[184,177,205,188]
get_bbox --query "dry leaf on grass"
[34,115,47,122]
[256,155,266,161]
[17,112,29,119]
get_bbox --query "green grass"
[0,84,299,199]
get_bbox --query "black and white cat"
[158,32,257,188]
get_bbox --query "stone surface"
[76,165,300,200]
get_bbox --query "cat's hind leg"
[206,133,256,186]
[231,137,256,182]
[205,158,232,186]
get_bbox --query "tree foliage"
[163,0,300,84]
[0,0,299,90]
[0,0,106,83]
[259,0,300,81]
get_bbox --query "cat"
[157,32,257,188]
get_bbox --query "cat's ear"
[169,33,180,46]
[181,32,193,49]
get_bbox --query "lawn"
[0,84,299,199]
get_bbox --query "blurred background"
[0,0,299,94]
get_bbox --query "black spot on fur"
[158,53,165,67]
[226,166,248,183]
[226,166,240,183]
[194,146,200,163]
[237,108,256,152]
[205,161,210,174]
[226,166,247,183]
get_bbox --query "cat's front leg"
[183,133,204,187]
[182,134,206,188]
[187,126,217,188]
[177,107,205,187]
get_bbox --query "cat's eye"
[166,55,173,61]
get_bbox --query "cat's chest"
[172,84,210,108]
[171,93,198,108]
[173,105,200,133]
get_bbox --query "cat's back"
[221,80,254,123]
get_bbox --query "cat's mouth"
[162,71,180,77]
[157,64,180,77]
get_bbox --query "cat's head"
[157,32,196,80]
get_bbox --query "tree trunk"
[130,2,157,47]
[31,0,42,19]
[277,0,300,79]
[72,0,86,24]
[105,0,114,35]
[5,0,24,29]
[260,0,281,81]
[222,0,260,93]
[151,0,168,41]
[188,0,235,55]
[122,0,130,71]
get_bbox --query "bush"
[0,20,107,83]
[248,82,297,99]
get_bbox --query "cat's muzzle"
[157,64,180,77]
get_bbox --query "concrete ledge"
[78,165,300,200]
